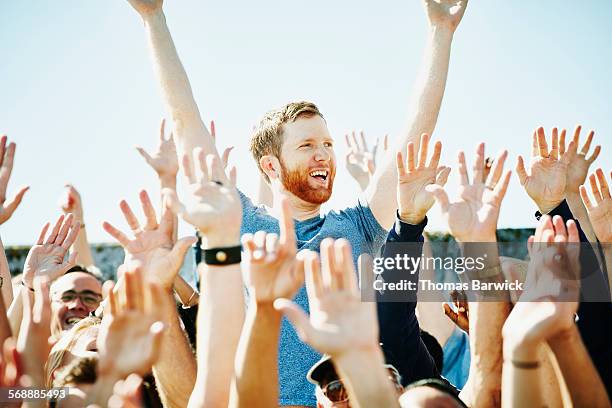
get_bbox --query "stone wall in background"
[5,228,534,282]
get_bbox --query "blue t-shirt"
[441,326,470,390]
[239,191,387,406]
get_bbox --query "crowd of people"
[0,0,611,407]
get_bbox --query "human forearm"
[549,326,611,407]
[0,236,13,306]
[70,226,95,268]
[501,340,545,408]
[368,27,454,229]
[173,274,199,307]
[335,347,400,408]
[141,11,217,160]
[460,246,509,407]
[7,289,22,338]
[189,263,244,408]
[566,191,598,243]
[152,290,197,408]
[229,301,281,408]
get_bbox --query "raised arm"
[163,152,244,407]
[367,0,468,229]
[580,168,612,295]
[276,241,400,408]
[558,126,601,242]
[229,198,304,407]
[60,184,96,268]
[102,189,197,408]
[0,135,30,305]
[428,143,512,407]
[125,0,218,161]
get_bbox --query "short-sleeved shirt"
[239,191,387,407]
[441,327,471,390]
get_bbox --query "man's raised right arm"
[125,0,219,161]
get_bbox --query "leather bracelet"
[203,245,241,265]
[511,359,540,369]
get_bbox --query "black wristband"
[203,245,242,265]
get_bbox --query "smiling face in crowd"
[279,114,337,205]
[50,272,103,335]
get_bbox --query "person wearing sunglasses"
[49,266,103,337]
[308,354,404,407]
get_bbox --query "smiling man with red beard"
[123,0,469,404]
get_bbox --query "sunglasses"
[321,367,402,403]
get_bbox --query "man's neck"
[272,191,320,221]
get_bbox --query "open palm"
[23,215,80,287]
[517,127,574,214]
[136,119,179,179]
[428,144,511,242]
[275,240,379,357]
[242,199,303,303]
[164,149,241,248]
[396,133,449,223]
[103,190,196,289]
[562,126,600,193]
[580,169,612,242]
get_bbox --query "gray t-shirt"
[239,191,387,406]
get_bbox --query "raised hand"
[136,119,179,182]
[396,133,450,224]
[241,198,304,303]
[580,168,612,242]
[23,215,81,288]
[427,143,511,242]
[98,267,165,378]
[126,0,163,17]
[274,239,379,357]
[517,127,576,214]
[0,135,29,225]
[423,0,469,32]
[503,215,580,355]
[345,131,376,190]
[60,184,84,220]
[102,190,196,290]
[562,126,601,193]
[163,149,241,249]
[443,290,469,333]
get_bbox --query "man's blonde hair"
[250,101,323,182]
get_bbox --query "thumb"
[169,236,198,265]
[366,158,375,176]
[435,166,451,187]
[273,298,313,343]
[425,185,450,212]
[3,185,29,216]
[162,188,185,217]
[135,147,153,165]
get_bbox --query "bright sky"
[1,1,611,245]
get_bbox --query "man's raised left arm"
[367,0,468,229]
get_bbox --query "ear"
[260,155,281,181]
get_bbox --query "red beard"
[280,160,335,205]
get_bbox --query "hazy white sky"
[1,0,611,245]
